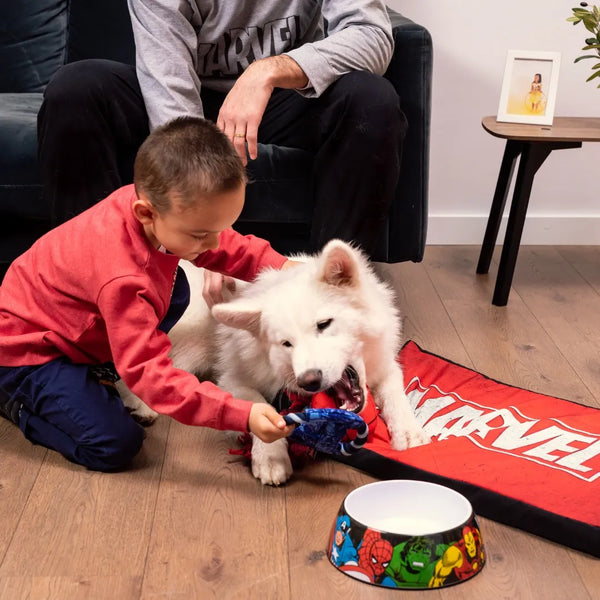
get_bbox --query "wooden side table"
[477,116,600,306]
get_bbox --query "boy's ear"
[132,193,157,226]
[211,301,261,334]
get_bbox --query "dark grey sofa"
[0,0,432,277]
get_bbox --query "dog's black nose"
[297,369,323,392]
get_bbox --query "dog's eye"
[317,318,333,332]
[282,340,293,348]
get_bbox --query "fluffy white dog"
[119,240,428,485]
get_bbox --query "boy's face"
[134,184,245,261]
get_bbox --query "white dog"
[118,240,428,485]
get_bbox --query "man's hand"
[217,55,308,164]
[248,403,295,443]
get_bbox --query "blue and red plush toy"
[231,388,381,463]
[283,408,368,456]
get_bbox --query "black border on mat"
[335,341,600,559]
[335,450,600,558]
[400,340,598,411]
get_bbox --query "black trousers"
[38,59,406,256]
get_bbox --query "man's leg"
[0,359,144,471]
[37,59,149,225]
[257,71,407,256]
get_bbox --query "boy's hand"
[203,270,236,308]
[281,259,303,269]
[204,261,299,308]
[248,403,294,443]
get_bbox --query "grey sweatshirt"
[127,0,394,129]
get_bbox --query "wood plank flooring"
[1,245,599,599]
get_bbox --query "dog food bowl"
[328,480,485,589]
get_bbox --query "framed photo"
[497,50,561,125]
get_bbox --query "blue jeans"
[0,358,144,471]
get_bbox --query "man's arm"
[127,0,203,130]
[285,0,394,97]
[217,0,392,161]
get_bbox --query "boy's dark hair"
[134,116,246,213]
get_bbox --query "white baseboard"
[427,214,600,245]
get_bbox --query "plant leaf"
[583,15,598,32]
[585,69,600,81]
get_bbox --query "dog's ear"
[211,302,261,333]
[319,240,360,288]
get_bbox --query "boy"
[0,116,294,471]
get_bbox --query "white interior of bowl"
[344,480,472,536]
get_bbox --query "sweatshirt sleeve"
[194,229,287,281]
[285,0,394,97]
[97,275,252,431]
[127,0,204,129]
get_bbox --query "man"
[38,0,406,257]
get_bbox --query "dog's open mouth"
[328,366,365,413]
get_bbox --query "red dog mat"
[336,341,600,557]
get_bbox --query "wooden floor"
[1,245,599,600]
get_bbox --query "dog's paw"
[127,403,159,427]
[251,437,293,486]
[116,382,159,426]
[389,425,430,451]
[384,410,430,451]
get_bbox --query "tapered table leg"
[477,140,522,275]
[492,143,552,305]
[491,141,581,306]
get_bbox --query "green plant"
[568,2,600,86]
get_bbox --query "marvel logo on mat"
[406,377,600,483]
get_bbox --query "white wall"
[388,0,600,244]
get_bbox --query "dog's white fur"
[118,240,428,484]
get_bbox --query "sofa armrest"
[386,9,432,144]
[383,8,433,262]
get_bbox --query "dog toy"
[283,408,368,456]
[230,387,380,464]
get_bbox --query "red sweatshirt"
[0,185,287,432]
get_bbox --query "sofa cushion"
[0,0,68,93]
[0,93,45,218]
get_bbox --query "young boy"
[0,116,294,471]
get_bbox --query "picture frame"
[497,50,561,125]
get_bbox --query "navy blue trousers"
[0,359,144,471]
[0,266,190,471]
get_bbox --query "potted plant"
[568,2,600,86]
